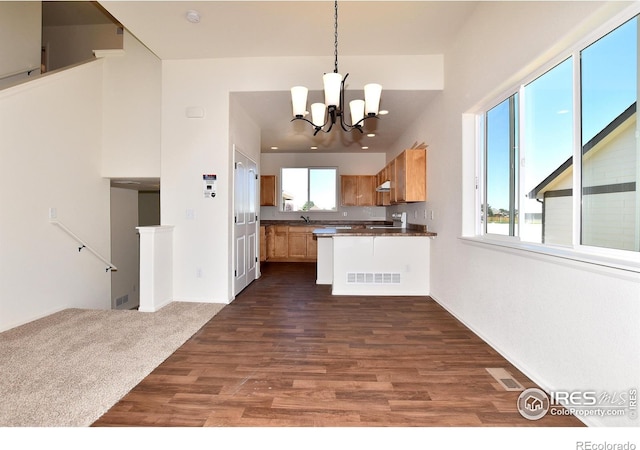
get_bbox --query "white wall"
[408,1,639,426]
[0,2,41,89]
[260,152,387,222]
[101,31,161,178]
[110,187,139,310]
[0,60,111,331]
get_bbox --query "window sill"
[459,235,640,277]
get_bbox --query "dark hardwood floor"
[92,262,583,427]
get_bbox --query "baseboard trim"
[428,292,592,427]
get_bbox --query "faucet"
[300,215,310,223]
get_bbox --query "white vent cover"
[485,368,525,391]
[346,272,401,284]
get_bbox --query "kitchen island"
[313,226,437,296]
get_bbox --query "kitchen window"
[280,167,337,212]
[476,12,639,263]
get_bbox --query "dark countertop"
[260,220,386,227]
[260,220,436,237]
[313,227,437,237]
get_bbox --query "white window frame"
[463,3,640,275]
[280,166,338,213]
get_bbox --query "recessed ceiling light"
[378,110,389,115]
[367,133,376,138]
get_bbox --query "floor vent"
[115,294,129,307]
[346,272,401,284]
[485,368,525,391]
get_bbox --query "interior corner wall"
[419,1,639,427]
[0,61,111,332]
[101,30,161,178]
[161,60,232,303]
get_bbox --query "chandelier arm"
[352,115,379,129]
[291,116,328,135]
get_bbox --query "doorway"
[233,147,258,295]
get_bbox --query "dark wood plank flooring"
[92,262,583,427]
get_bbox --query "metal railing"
[51,220,117,272]
[0,67,39,82]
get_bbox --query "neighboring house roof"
[527,102,636,199]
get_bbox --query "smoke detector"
[186,10,201,23]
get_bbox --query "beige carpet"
[0,302,225,427]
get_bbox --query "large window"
[485,95,518,236]
[581,18,638,251]
[280,167,337,212]
[481,14,639,254]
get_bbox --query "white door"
[233,148,258,295]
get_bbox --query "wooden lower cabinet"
[266,225,288,260]
[260,226,267,262]
[264,225,317,262]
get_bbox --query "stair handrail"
[51,220,118,272]
[0,67,40,82]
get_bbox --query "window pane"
[281,168,307,211]
[523,57,574,245]
[309,168,337,211]
[581,16,638,251]
[486,96,518,236]
[281,167,337,212]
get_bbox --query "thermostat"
[203,174,217,198]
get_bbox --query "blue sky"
[486,16,637,212]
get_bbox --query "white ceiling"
[92,1,477,154]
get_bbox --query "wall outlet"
[430,210,434,220]
[343,211,348,217]
[48,207,57,220]
[196,268,203,278]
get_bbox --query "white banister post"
[136,226,174,312]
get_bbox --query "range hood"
[376,180,390,192]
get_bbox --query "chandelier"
[290,1,382,135]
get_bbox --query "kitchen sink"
[324,225,352,229]
[366,225,404,229]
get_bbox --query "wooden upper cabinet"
[388,159,397,204]
[375,165,391,206]
[260,175,277,206]
[394,148,427,203]
[340,175,376,206]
